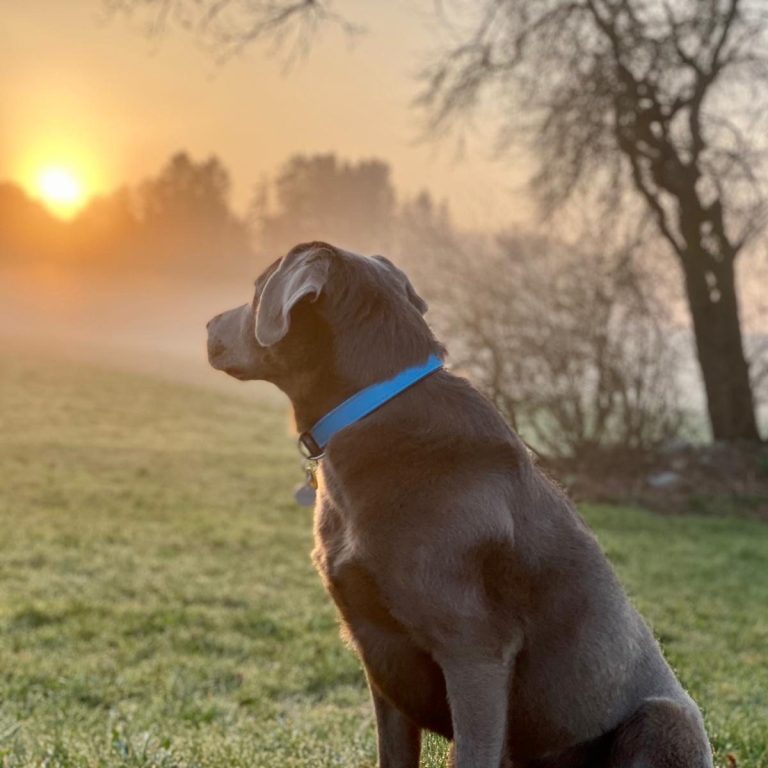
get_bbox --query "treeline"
[1,152,251,278]
[0,151,438,279]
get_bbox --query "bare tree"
[418,0,767,441]
[396,213,685,457]
[101,0,360,63]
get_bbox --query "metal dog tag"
[293,482,316,507]
[293,459,319,507]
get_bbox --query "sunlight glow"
[35,166,86,219]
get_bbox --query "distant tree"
[255,154,396,256]
[139,152,230,227]
[136,151,253,275]
[71,186,140,265]
[397,191,453,248]
[0,182,67,263]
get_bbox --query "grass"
[0,348,766,768]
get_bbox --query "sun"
[36,166,86,219]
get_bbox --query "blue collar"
[298,353,444,459]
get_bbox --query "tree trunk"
[680,253,761,441]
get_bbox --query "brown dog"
[207,242,712,768]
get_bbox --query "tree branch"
[102,0,362,64]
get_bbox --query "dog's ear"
[372,255,428,315]
[255,247,331,346]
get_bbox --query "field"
[1,348,767,767]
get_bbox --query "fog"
[0,264,280,403]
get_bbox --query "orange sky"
[0,0,532,228]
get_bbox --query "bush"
[399,223,685,458]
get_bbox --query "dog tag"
[293,482,316,507]
[293,459,319,507]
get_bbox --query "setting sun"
[36,166,86,219]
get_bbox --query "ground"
[0,349,766,767]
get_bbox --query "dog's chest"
[311,494,453,736]
[311,496,404,633]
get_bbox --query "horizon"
[0,0,532,229]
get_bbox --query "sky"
[0,0,532,229]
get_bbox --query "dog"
[207,242,712,768]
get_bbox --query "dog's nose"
[208,340,226,358]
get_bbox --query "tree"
[417,0,767,441]
[136,151,253,275]
[71,186,140,265]
[254,154,396,256]
[0,182,68,263]
[139,151,231,226]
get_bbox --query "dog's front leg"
[369,683,421,768]
[437,654,511,768]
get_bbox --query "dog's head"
[206,242,439,407]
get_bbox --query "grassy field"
[1,348,767,768]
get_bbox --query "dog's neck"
[280,312,445,438]
[286,351,442,437]
[285,368,396,436]
[289,382,350,436]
